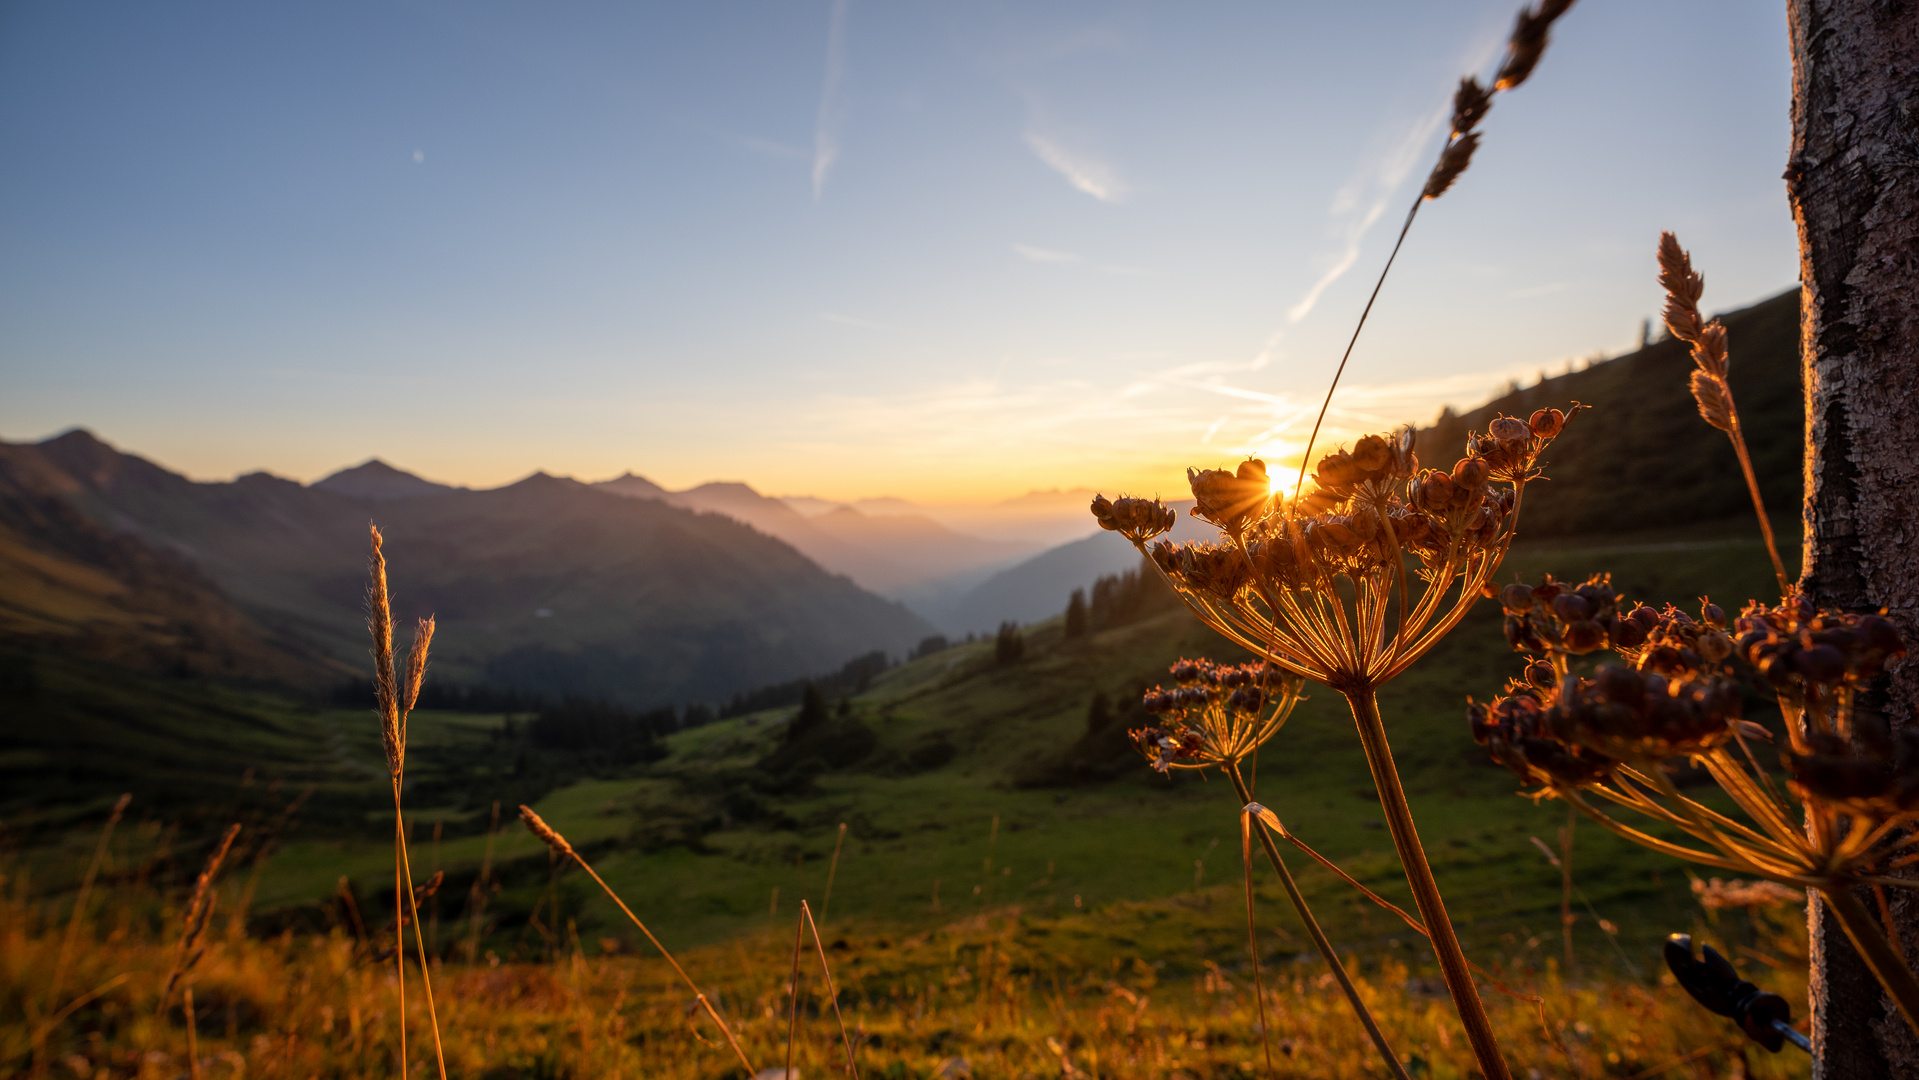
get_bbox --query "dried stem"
[1237,812,1276,1079]
[801,901,860,1077]
[1561,807,1576,980]
[394,781,448,1080]
[1344,687,1511,1080]
[822,822,848,925]
[1294,0,1576,502]
[1227,767,1410,1080]
[519,806,758,1075]
[47,793,130,1016]
[184,987,200,1080]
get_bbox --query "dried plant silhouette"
[1292,0,1578,507]
[1088,6,1585,1077]
[1656,232,1792,594]
[367,524,448,1080]
[1131,659,1410,1077]
[1462,232,1919,1040]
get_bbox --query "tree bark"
[1787,0,1919,1075]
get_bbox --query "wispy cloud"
[1285,104,1448,324]
[1012,242,1145,276]
[812,0,850,200]
[1013,243,1082,264]
[1024,133,1126,204]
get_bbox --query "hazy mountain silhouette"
[0,431,934,706]
[593,475,1035,597]
[313,459,459,500]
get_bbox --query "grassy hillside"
[7,507,1797,994]
[1417,289,1799,537]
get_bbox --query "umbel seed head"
[1090,494,1177,543]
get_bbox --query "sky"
[0,1,1798,505]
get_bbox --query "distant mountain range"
[1,290,1799,703]
[0,432,933,706]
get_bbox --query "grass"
[8,518,1800,967]
[3,857,1810,1079]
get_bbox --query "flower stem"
[1226,765,1411,1080]
[1343,687,1511,1080]
[394,781,448,1080]
[1819,884,1919,1037]
[1720,394,1791,595]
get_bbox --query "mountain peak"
[595,472,672,500]
[312,459,455,500]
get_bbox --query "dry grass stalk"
[46,792,130,1015]
[517,804,759,1075]
[804,900,860,1077]
[365,523,448,1080]
[821,821,848,924]
[1292,0,1578,504]
[183,986,200,1080]
[1655,231,1791,594]
[160,823,241,1010]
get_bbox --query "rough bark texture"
[1787,0,1919,1075]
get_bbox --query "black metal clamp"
[1663,933,1811,1053]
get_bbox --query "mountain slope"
[0,442,339,686]
[2,432,934,705]
[1416,289,1799,536]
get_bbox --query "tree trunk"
[1787,0,1919,1075]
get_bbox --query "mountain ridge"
[0,431,934,706]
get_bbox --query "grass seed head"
[1495,0,1576,91]
[519,805,573,858]
[366,525,403,777]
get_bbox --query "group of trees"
[1064,557,1181,639]
[718,648,892,719]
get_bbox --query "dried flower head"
[1113,416,1570,692]
[1133,659,1306,772]
[1547,664,1743,763]
[1786,713,1919,816]
[1470,690,1614,787]
[1736,596,1906,712]
[1186,459,1273,533]
[1090,494,1178,544]
[1497,572,1631,658]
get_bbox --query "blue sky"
[0,1,1796,502]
